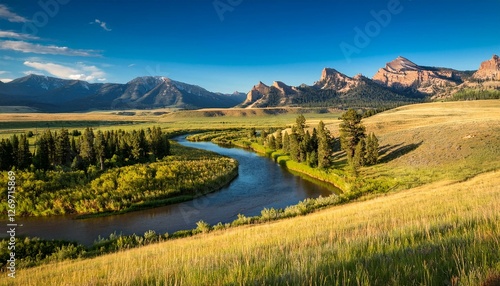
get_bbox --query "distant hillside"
[0,75,246,112]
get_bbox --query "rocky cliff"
[315,68,358,92]
[473,55,500,81]
[373,56,462,95]
[239,81,298,108]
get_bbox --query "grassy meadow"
[1,100,499,285]
[4,170,499,285]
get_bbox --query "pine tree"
[17,134,32,169]
[299,131,310,162]
[295,114,306,139]
[79,128,95,165]
[11,135,19,167]
[282,132,290,153]
[339,109,366,160]
[0,139,14,170]
[353,138,366,168]
[94,130,106,170]
[310,128,318,152]
[130,130,143,161]
[149,127,169,159]
[34,133,50,170]
[45,130,56,166]
[119,136,131,161]
[70,136,78,156]
[308,150,318,168]
[289,133,300,161]
[317,121,333,169]
[138,129,148,158]
[275,130,283,150]
[365,133,379,165]
[55,128,72,167]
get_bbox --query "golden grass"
[4,170,499,285]
[360,101,500,190]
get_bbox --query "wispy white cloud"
[128,63,136,67]
[0,71,7,75]
[91,19,112,32]
[0,4,28,23]
[0,40,101,57]
[24,61,107,82]
[24,61,78,78]
[0,30,39,40]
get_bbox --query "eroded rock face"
[244,81,270,103]
[239,81,298,108]
[316,68,358,92]
[373,56,459,94]
[473,55,500,80]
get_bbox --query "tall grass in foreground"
[3,170,499,285]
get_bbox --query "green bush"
[195,220,211,234]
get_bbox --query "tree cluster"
[339,109,379,174]
[263,115,336,169]
[0,134,32,171]
[0,127,170,172]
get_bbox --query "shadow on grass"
[378,141,423,163]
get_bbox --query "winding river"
[2,136,339,246]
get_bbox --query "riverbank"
[0,142,239,218]
[187,133,351,193]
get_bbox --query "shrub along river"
[4,136,339,246]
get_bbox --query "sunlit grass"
[4,170,499,285]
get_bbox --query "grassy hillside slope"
[360,100,500,190]
[5,171,499,285]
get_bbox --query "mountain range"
[0,75,246,112]
[239,55,500,108]
[1,55,499,112]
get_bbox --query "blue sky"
[0,0,499,93]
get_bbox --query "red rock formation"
[473,55,500,80]
[373,56,459,94]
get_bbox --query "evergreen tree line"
[0,127,170,171]
[447,89,500,101]
[292,85,422,109]
[261,115,336,169]
[259,111,379,173]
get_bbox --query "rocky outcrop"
[242,81,270,105]
[315,68,358,91]
[273,81,298,95]
[373,56,461,95]
[472,55,500,80]
[239,81,298,108]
